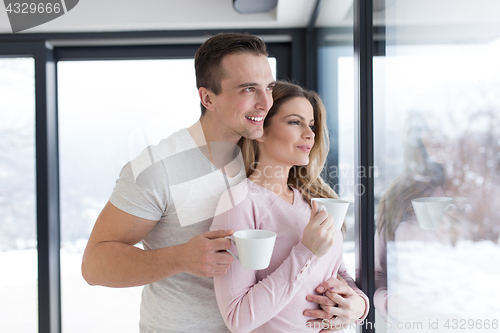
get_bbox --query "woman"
[210,81,369,332]
[374,110,451,322]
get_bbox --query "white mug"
[411,197,456,230]
[225,229,276,270]
[311,198,349,231]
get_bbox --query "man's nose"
[256,90,273,111]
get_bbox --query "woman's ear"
[199,87,216,111]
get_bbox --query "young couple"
[82,32,368,332]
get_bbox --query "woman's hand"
[304,275,366,332]
[301,201,336,258]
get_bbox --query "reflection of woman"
[374,106,498,323]
[211,82,368,332]
[374,111,449,321]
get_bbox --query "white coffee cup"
[311,198,349,231]
[225,229,276,270]
[411,197,456,230]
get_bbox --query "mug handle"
[224,236,239,261]
[445,203,457,212]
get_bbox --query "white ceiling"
[0,0,499,44]
[0,0,322,33]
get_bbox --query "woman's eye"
[288,120,300,125]
[309,125,316,131]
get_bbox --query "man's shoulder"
[128,128,189,159]
[154,128,195,157]
[128,128,194,174]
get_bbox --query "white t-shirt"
[109,128,246,332]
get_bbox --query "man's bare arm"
[82,201,234,288]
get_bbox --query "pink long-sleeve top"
[210,179,369,333]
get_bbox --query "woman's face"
[257,96,315,168]
[421,129,454,165]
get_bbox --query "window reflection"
[374,42,500,331]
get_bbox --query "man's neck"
[186,119,208,148]
[187,118,242,177]
[196,115,241,145]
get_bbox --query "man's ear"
[199,87,216,111]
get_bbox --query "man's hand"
[179,229,234,277]
[304,275,366,332]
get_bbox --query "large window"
[0,58,37,332]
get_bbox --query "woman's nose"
[303,127,315,140]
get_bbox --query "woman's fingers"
[320,214,334,230]
[304,309,335,320]
[306,294,337,307]
[310,200,319,219]
[302,203,337,258]
[314,209,330,224]
[307,315,350,332]
[325,291,348,308]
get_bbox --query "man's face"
[208,52,275,142]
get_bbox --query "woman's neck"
[249,159,294,203]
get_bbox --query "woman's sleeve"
[337,259,370,322]
[210,192,321,333]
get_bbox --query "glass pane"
[318,41,357,320]
[58,58,276,332]
[374,1,500,331]
[0,58,37,332]
[336,53,355,274]
[317,23,356,333]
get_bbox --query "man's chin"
[242,129,264,140]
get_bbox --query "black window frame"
[0,41,61,333]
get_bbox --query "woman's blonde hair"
[238,81,345,233]
[376,111,445,241]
